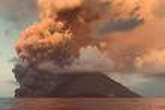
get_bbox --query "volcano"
[12,0,142,98]
[12,64,139,97]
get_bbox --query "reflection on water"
[0,98,13,110]
[2,98,165,110]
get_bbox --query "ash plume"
[12,0,163,97]
[13,0,165,74]
[15,0,146,71]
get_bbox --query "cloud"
[97,17,144,36]
[152,0,165,18]
[13,0,165,73]
[135,48,165,73]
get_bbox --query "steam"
[66,47,115,72]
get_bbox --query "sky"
[0,18,22,97]
[1,0,165,97]
[0,18,17,97]
[0,0,38,97]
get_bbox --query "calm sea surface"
[1,98,165,110]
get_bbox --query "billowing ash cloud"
[12,0,165,74]
[14,0,146,71]
[12,0,165,97]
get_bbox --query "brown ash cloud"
[12,0,160,97]
[14,0,145,72]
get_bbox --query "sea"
[0,98,13,110]
[1,98,165,110]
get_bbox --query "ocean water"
[0,98,13,110]
[0,98,165,110]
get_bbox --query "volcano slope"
[13,64,139,97]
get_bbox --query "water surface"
[1,98,165,110]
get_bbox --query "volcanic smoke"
[15,0,147,72]
[12,0,164,97]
